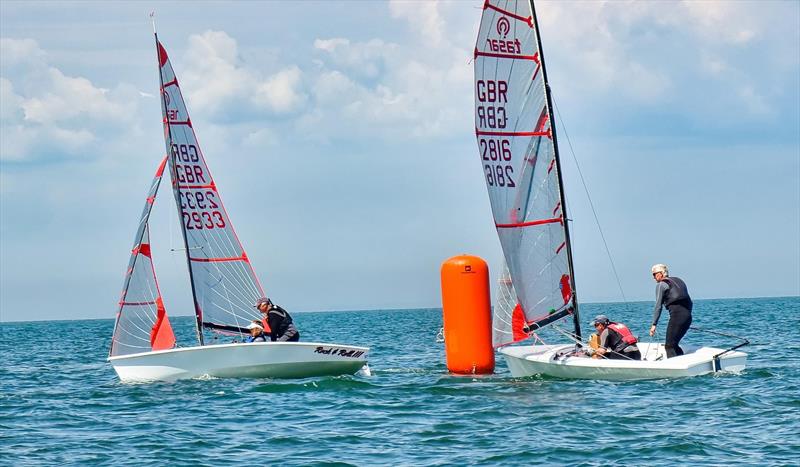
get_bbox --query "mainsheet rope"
[552,98,631,314]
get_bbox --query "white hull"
[500,342,747,380]
[109,342,369,382]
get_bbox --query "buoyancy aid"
[607,322,637,351]
[246,333,267,343]
[662,276,692,307]
[260,317,272,333]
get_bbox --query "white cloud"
[180,30,307,118]
[0,37,45,67]
[302,1,474,141]
[680,1,758,44]
[243,127,278,148]
[314,38,348,53]
[313,38,395,80]
[389,0,448,48]
[0,77,23,121]
[1,1,797,322]
[20,68,124,124]
[0,123,95,162]
[737,85,770,115]
[181,30,252,115]
[701,54,728,75]
[254,66,306,113]
[312,70,358,106]
[0,38,136,162]
[529,0,787,122]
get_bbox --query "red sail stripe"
[555,241,566,254]
[483,1,534,27]
[161,79,178,88]
[177,183,216,190]
[532,63,541,81]
[474,49,540,61]
[552,201,561,216]
[496,217,561,228]
[534,108,549,133]
[476,129,550,137]
[547,159,556,173]
[168,120,192,127]
[155,156,168,177]
[189,255,248,263]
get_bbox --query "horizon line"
[1,294,797,324]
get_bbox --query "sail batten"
[475,0,579,347]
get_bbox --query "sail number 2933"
[480,137,515,187]
[179,190,226,230]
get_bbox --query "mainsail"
[155,38,265,341]
[474,0,580,347]
[110,157,176,357]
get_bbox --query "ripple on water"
[1,300,798,465]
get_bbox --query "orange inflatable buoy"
[440,255,495,374]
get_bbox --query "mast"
[529,0,581,339]
[153,19,205,346]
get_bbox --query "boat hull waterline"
[500,343,746,380]
[109,342,369,382]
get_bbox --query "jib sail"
[110,157,176,357]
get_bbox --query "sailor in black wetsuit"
[650,264,692,358]
[591,315,641,360]
[255,297,300,342]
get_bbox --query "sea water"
[1,297,798,465]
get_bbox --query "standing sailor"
[255,297,300,342]
[650,264,693,358]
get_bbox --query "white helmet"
[651,264,669,276]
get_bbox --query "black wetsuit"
[266,305,300,342]
[653,276,693,358]
[599,326,641,360]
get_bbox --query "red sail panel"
[511,303,528,342]
[150,297,176,351]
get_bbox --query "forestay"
[474,0,578,347]
[110,157,176,357]
[156,41,265,338]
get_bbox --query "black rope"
[689,326,750,343]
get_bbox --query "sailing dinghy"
[474,0,747,380]
[108,31,368,383]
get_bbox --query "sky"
[1,0,798,322]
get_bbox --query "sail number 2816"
[480,137,515,187]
